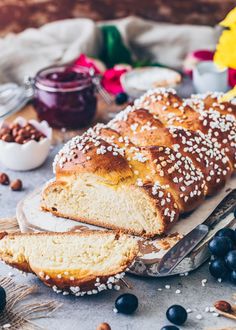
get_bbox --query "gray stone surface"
[1,146,236,330]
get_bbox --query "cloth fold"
[0,16,220,84]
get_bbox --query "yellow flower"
[214,7,236,69]
[214,27,236,69]
[220,7,236,28]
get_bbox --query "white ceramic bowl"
[0,117,52,171]
[121,67,182,98]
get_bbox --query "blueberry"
[115,293,138,314]
[225,250,236,270]
[215,228,235,242]
[209,259,229,279]
[230,270,236,284]
[161,326,179,330]
[115,92,128,105]
[166,305,187,326]
[0,286,6,312]
[208,236,233,257]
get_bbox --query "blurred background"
[0,0,235,141]
[0,0,235,36]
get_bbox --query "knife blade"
[157,224,209,275]
[157,189,236,275]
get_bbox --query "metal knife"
[157,189,236,275]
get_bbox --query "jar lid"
[35,65,94,92]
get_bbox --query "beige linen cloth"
[0,16,220,84]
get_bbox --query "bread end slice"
[0,230,139,296]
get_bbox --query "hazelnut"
[96,323,111,330]
[15,136,24,144]
[2,120,46,144]
[18,128,30,138]
[12,127,21,137]
[24,123,34,131]
[1,133,14,142]
[0,127,11,137]
[9,123,20,130]
[10,179,23,191]
[0,173,10,185]
[214,300,232,313]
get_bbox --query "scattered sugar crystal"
[201,279,207,287]
[213,312,219,317]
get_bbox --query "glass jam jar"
[33,65,97,129]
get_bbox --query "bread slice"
[0,231,139,296]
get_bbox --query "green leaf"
[99,25,132,67]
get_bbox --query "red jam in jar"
[33,65,97,129]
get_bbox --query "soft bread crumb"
[0,231,139,293]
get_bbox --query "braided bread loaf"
[41,89,235,237]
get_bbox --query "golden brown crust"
[185,96,236,171]
[110,108,174,147]
[167,127,232,195]
[143,146,205,212]
[109,107,231,195]
[197,93,236,118]
[54,133,133,185]
[136,89,201,130]
[42,88,235,237]
[137,89,235,171]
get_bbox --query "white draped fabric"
[0,16,220,84]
